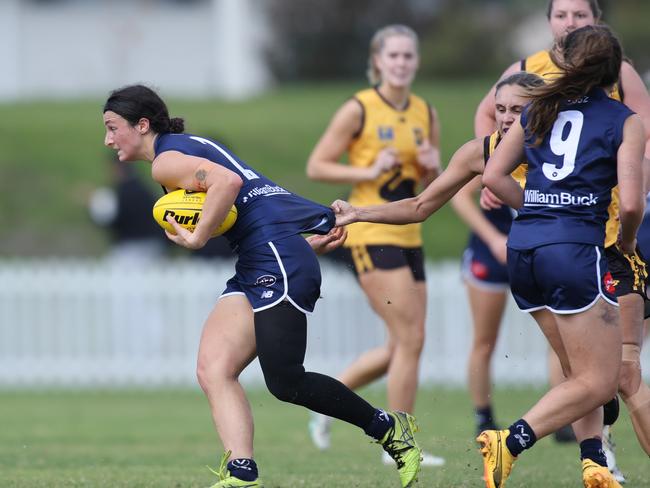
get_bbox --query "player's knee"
[472,340,496,359]
[394,322,425,351]
[196,351,239,391]
[196,358,222,392]
[581,370,617,403]
[261,364,304,403]
[264,377,300,403]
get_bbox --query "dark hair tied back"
[526,24,622,144]
[103,84,185,135]
[168,117,185,134]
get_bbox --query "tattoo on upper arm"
[195,169,208,191]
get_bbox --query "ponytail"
[526,25,621,143]
[103,84,185,135]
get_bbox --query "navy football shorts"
[507,243,617,314]
[461,236,509,291]
[220,234,322,313]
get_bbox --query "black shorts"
[605,245,648,298]
[341,245,425,282]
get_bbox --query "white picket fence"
[1,258,647,388]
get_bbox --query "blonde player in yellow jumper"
[306,24,444,467]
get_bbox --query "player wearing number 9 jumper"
[102,85,424,488]
[476,2,650,473]
[332,25,644,487]
[479,25,645,487]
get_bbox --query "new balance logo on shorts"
[260,290,274,299]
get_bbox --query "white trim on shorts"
[462,270,511,292]
[461,248,510,292]
[255,242,313,315]
[219,291,246,299]
[518,304,546,313]
[518,246,618,315]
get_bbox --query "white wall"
[3,258,642,388]
[0,0,271,101]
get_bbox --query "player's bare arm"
[617,114,646,253]
[482,121,526,209]
[417,105,442,186]
[307,99,400,183]
[152,151,242,248]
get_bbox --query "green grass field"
[0,80,488,259]
[1,386,648,487]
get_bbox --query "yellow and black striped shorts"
[605,245,649,298]
[342,245,425,282]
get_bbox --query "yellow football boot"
[582,458,623,488]
[476,429,517,488]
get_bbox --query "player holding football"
[102,84,423,488]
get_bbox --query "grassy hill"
[0,79,490,258]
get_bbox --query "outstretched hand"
[331,199,358,227]
[306,226,348,255]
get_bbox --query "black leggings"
[255,301,376,430]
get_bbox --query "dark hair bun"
[169,117,185,134]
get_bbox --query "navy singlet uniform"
[507,89,634,313]
[521,49,648,301]
[154,133,334,313]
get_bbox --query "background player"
[306,24,443,467]
[450,72,544,435]
[102,84,424,488]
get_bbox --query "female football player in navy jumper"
[333,25,645,487]
[476,1,650,468]
[480,25,644,487]
[102,85,422,488]
[450,72,544,436]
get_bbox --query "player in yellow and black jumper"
[473,0,650,479]
[451,72,543,436]
[306,24,444,467]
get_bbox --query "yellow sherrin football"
[152,189,237,237]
